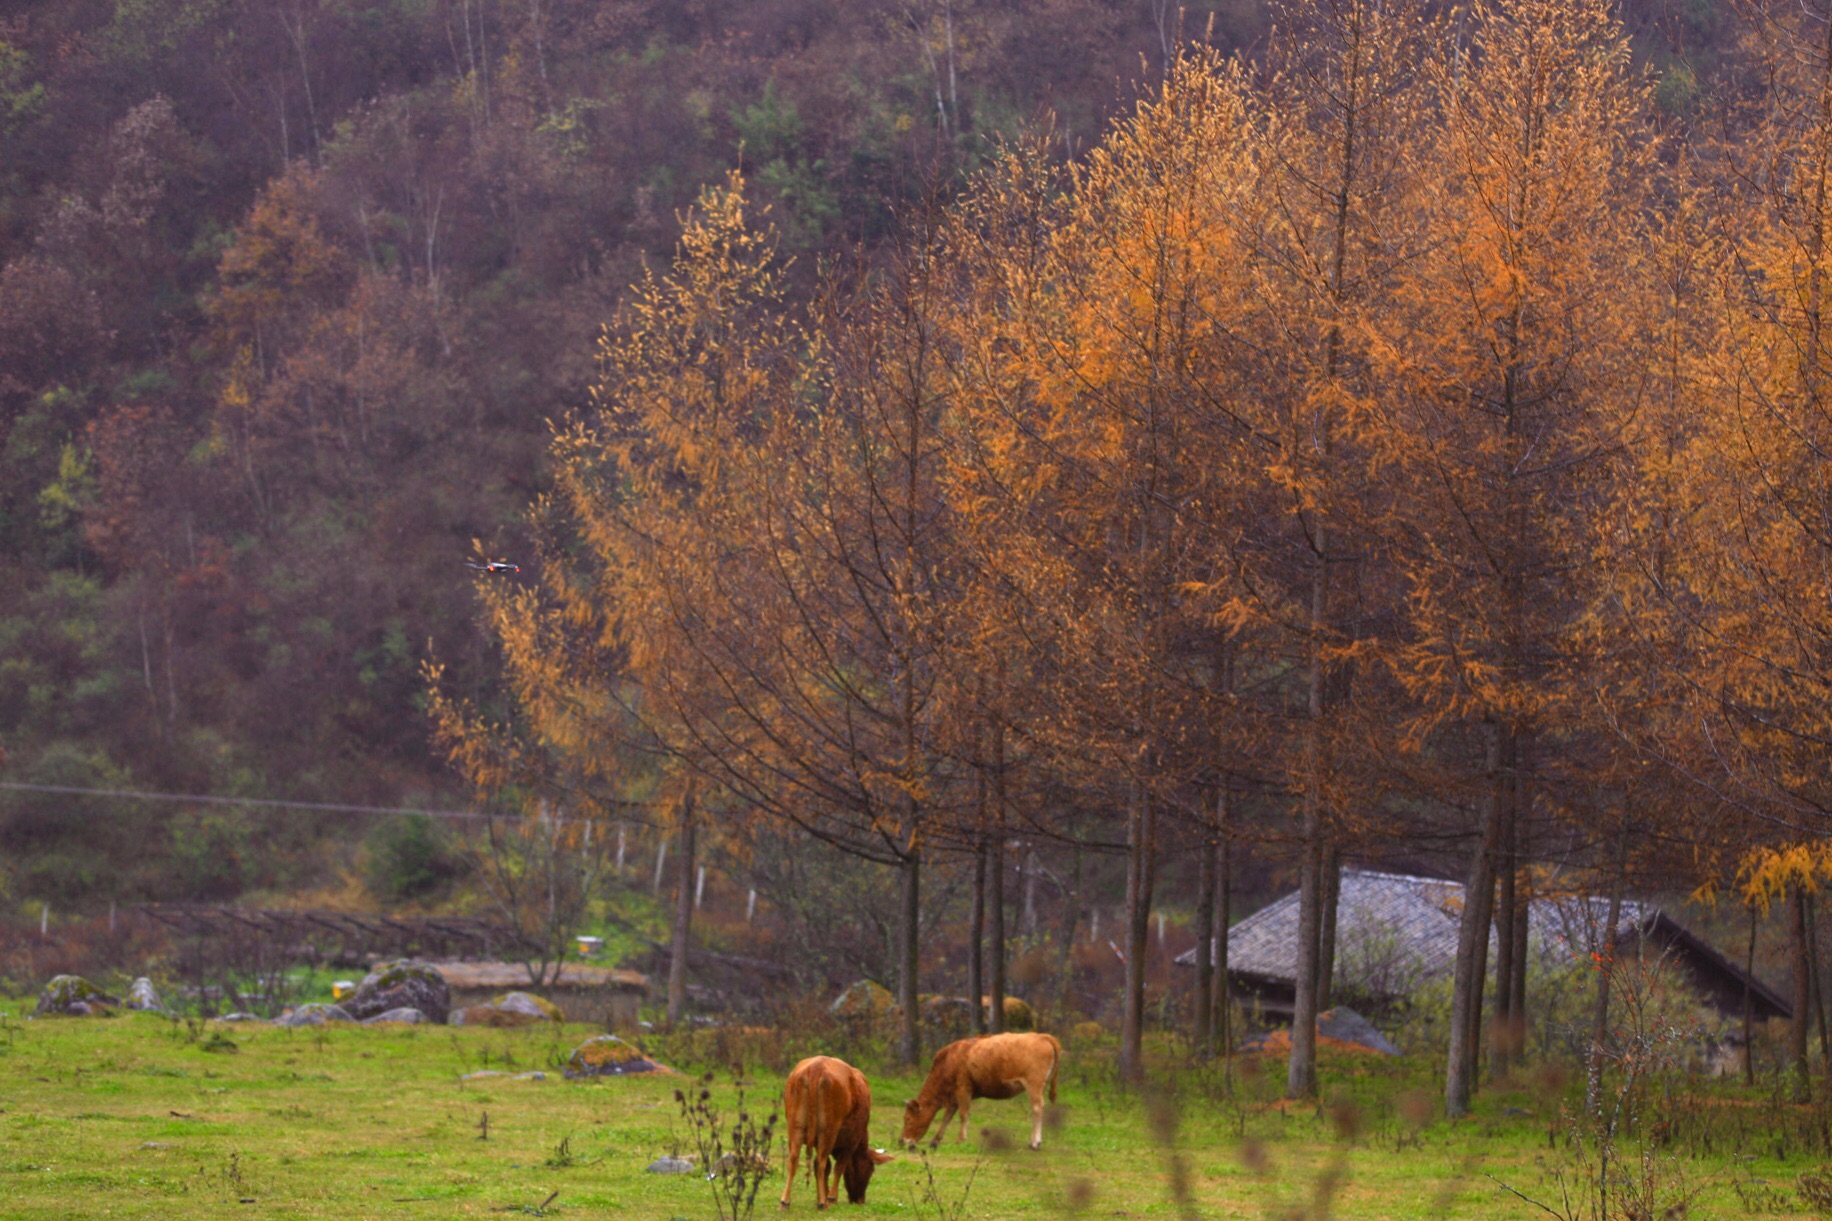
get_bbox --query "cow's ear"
[869,1149,895,1165]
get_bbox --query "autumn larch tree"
[1371,0,1662,1117]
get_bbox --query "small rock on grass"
[458,1069,548,1082]
[361,1007,426,1025]
[646,1156,696,1175]
[564,1035,671,1078]
[275,1002,356,1027]
[124,978,168,1013]
[450,991,564,1027]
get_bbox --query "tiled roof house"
[1174,868,1790,1024]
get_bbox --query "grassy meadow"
[0,1006,1827,1219]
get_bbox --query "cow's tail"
[812,1070,832,1176]
[791,1076,819,1184]
[1048,1035,1062,1103]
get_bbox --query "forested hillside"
[0,0,1288,901]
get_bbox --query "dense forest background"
[1,0,1306,902]
[0,0,1724,907]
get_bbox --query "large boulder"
[344,960,449,1025]
[917,994,1034,1038]
[35,975,118,1017]
[124,978,167,1013]
[564,1035,671,1078]
[276,1002,356,1027]
[450,991,565,1028]
[920,995,975,1042]
[830,980,895,1024]
[995,995,1035,1031]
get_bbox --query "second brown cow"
[901,1031,1063,1151]
[780,1055,893,1209]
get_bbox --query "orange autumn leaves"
[441,0,1832,1077]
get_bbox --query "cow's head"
[901,1097,937,1147]
[841,1147,894,1203]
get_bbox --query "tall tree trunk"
[1809,892,1829,1065]
[989,830,1007,1034]
[1317,846,1342,1012]
[666,791,696,1027]
[1214,795,1233,1060]
[989,727,1008,1033]
[1792,884,1812,1102]
[1492,814,1518,1075]
[1745,902,1759,1086]
[1120,778,1157,1081]
[1194,822,1217,1055]
[1056,844,1083,1021]
[897,847,922,1066]
[1290,517,1330,1099]
[1446,726,1505,1117]
[1585,816,1628,1118]
[1288,826,1323,1098]
[1022,846,1039,937]
[1509,864,1530,1056]
[970,832,986,1036]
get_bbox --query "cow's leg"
[780,1134,801,1209]
[956,1083,975,1141]
[931,1103,956,1150]
[1027,1076,1044,1150]
[780,1129,802,1210]
[812,1148,829,1210]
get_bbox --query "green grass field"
[0,1007,1824,1219]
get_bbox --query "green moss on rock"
[345,960,450,1024]
[564,1035,670,1078]
[35,975,118,1017]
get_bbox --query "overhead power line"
[0,781,510,824]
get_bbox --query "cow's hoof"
[1030,1141,1042,1151]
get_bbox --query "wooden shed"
[428,961,649,1028]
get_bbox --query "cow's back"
[965,1032,1056,1096]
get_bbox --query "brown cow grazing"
[901,1031,1063,1151]
[780,1055,893,1209]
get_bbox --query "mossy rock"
[35,975,118,1017]
[450,992,562,1028]
[564,1035,671,1078]
[830,980,895,1022]
[920,995,975,1040]
[345,959,450,1025]
[1069,1020,1106,1044]
[492,991,563,1021]
[124,978,167,1013]
[999,996,1035,1031]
